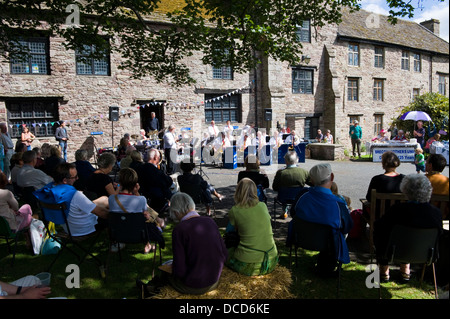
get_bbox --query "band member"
[208,120,220,139]
[163,125,181,175]
[284,130,301,146]
[147,112,160,134]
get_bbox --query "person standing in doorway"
[349,120,362,158]
[55,121,68,161]
[147,112,160,134]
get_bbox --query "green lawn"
[0,221,439,300]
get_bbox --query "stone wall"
[0,35,251,162]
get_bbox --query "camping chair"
[257,184,267,204]
[379,225,441,299]
[288,217,342,298]
[0,216,30,266]
[272,186,305,227]
[37,200,106,276]
[108,213,163,277]
[178,182,216,218]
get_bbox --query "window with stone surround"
[373,79,384,101]
[292,68,313,94]
[295,20,311,43]
[204,93,241,123]
[374,47,384,68]
[439,74,447,96]
[374,114,383,135]
[212,66,233,80]
[401,51,410,70]
[413,53,421,72]
[75,43,110,76]
[348,44,359,66]
[412,88,420,100]
[10,37,50,75]
[347,78,359,101]
[6,98,59,138]
[212,49,233,80]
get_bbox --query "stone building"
[258,8,449,148]
[0,7,448,162]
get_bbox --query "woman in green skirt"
[226,178,278,276]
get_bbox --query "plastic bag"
[29,218,45,255]
[41,222,61,255]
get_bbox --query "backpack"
[348,209,364,239]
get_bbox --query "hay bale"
[151,265,294,299]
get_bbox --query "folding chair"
[178,182,216,218]
[0,216,30,266]
[379,225,441,299]
[257,184,267,204]
[288,217,342,298]
[272,186,305,227]
[108,213,163,277]
[37,200,106,276]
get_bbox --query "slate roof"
[338,8,449,55]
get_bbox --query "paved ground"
[177,157,449,265]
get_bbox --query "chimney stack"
[420,19,440,36]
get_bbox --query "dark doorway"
[138,100,165,134]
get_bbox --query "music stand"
[191,137,209,180]
[90,131,103,165]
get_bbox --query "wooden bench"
[361,189,449,257]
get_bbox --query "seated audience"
[226,178,278,276]
[177,161,223,216]
[331,181,352,210]
[374,174,443,282]
[272,151,310,191]
[32,147,45,171]
[324,130,334,144]
[365,151,405,220]
[17,150,53,191]
[0,277,51,299]
[129,150,145,173]
[10,152,24,195]
[426,153,449,219]
[73,149,95,190]
[166,192,227,294]
[392,129,407,142]
[315,129,324,142]
[237,155,270,189]
[371,129,389,143]
[86,152,118,199]
[135,148,173,213]
[0,172,33,232]
[294,163,353,276]
[44,145,65,178]
[424,133,441,153]
[34,163,109,237]
[108,168,165,254]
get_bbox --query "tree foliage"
[391,92,449,141]
[0,0,444,86]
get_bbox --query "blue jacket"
[292,186,353,264]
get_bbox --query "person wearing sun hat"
[371,129,389,143]
[293,163,353,276]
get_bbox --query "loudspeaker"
[109,106,119,121]
[264,108,272,121]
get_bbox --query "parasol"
[400,111,432,122]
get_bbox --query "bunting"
[9,81,253,129]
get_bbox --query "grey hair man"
[293,163,353,276]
